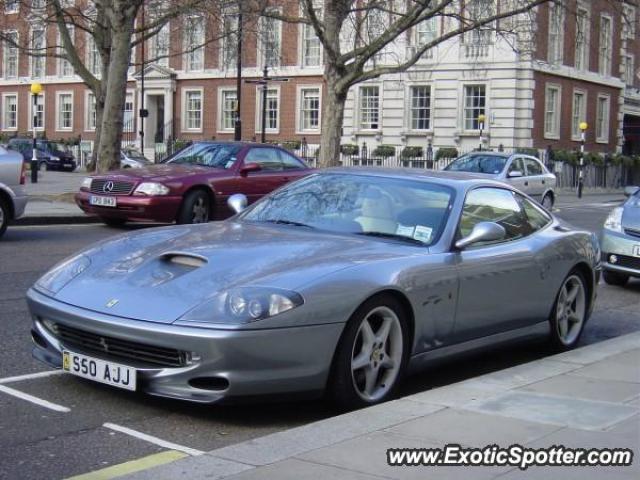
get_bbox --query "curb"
[14,215,101,226]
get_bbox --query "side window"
[458,188,533,244]
[244,148,283,171]
[524,158,543,176]
[279,150,306,170]
[508,158,525,175]
[518,194,552,231]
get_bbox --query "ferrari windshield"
[241,174,454,246]
[167,143,241,168]
[444,154,508,175]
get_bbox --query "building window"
[86,92,97,131]
[359,86,380,130]
[410,85,431,130]
[301,21,321,67]
[2,94,17,130]
[575,7,589,71]
[149,23,170,67]
[463,85,486,130]
[571,91,587,140]
[184,16,205,72]
[5,1,18,14]
[221,14,239,70]
[624,54,635,87]
[3,31,18,79]
[219,90,237,131]
[548,2,564,64]
[596,95,610,142]
[260,11,282,67]
[465,0,494,45]
[30,93,45,130]
[623,4,636,40]
[31,27,46,79]
[544,84,561,139]
[599,15,612,76]
[298,87,320,132]
[124,92,134,131]
[86,33,100,77]
[256,88,279,132]
[184,90,202,131]
[58,27,75,77]
[56,93,73,131]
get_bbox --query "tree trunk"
[319,75,347,168]
[96,27,133,172]
[90,93,105,172]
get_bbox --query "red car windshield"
[168,143,242,169]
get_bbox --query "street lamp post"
[234,11,243,141]
[478,114,486,152]
[578,122,588,199]
[30,82,42,183]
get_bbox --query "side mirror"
[624,186,639,197]
[227,193,248,214]
[455,222,506,250]
[507,170,523,178]
[240,162,262,177]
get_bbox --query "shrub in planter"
[553,149,578,165]
[435,147,459,160]
[515,147,540,158]
[372,145,396,158]
[401,146,423,158]
[281,140,302,151]
[584,152,604,166]
[340,144,359,155]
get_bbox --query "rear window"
[445,155,508,175]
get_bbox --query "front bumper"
[600,228,640,277]
[27,288,343,403]
[75,191,182,223]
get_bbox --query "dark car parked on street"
[76,141,314,226]
[7,138,77,172]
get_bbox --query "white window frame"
[57,27,75,77]
[357,85,381,131]
[571,89,587,141]
[548,2,565,65]
[259,8,282,68]
[86,32,101,77]
[599,14,613,76]
[149,22,170,67]
[28,92,46,131]
[123,90,135,132]
[462,84,487,132]
[299,8,322,68]
[295,84,322,134]
[596,94,611,143]
[1,93,18,131]
[85,91,97,132]
[624,53,635,87]
[254,85,281,134]
[4,1,18,14]
[30,26,47,79]
[3,31,19,80]
[184,16,205,72]
[464,0,494,46]
[407,84,432,132]
[544,83,561,140]
[181,88,203,133]
[217,88,238,133]
[574,5,589,71]
[623,4,636,40]
[220,13,239,70]
[56,91,74,131]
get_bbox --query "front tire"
[541,193,554,211]
[0,197,9,238]
[549,271,588,350]
[329,295,409,411]
[177,190,210,224]
[100,217,126,228]
[603,270,629,286]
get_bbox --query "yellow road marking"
[65,450,187,480]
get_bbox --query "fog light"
[609,254,618,264]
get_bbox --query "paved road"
[0,202,638,479]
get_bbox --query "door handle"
[542,180,545,185]
[524,181,529,186]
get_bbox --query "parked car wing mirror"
[228,193,248,214]
[240,162,262,177]
[455,222,506,250]
[507,170,523,178]
[624,186,639,197]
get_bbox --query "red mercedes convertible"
[76,141,313,226]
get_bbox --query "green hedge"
[435,147,459,160]
[372,145,396,158]
[281,140,302,151]
[515,148,540,158]
[340,144,359,155]
[400,146,424,158]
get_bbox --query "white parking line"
[103,423,204,456]
[0,384,70,412]
[0,370,64,384]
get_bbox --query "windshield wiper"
[355,231,425,245]
[262,219,314,228]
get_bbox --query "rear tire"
[177,190,211,224]
[549,270,588,351]
[100,217,126,228]
[603,270,629,287]
[0,197,9,238]
[328,295,409,411]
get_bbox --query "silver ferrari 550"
[27,169,600,409]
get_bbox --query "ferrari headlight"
[81,177,92,190]
[134,182,170,196]
[35,255,91,295]
[604,207,623,232]
[177,287,304,326]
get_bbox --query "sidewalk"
[124,332,640,480]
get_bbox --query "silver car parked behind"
[0,145,28,238]
[600,186,640,286]
[444,152,557,210]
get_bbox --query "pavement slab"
[519,374,640,403]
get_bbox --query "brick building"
[0,1,638,159]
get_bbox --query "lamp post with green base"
[478,114,486,151]
[578,122,588,198]
[30,82,42,183]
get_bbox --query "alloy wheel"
[350,306,404,402]
[555,274,586,346]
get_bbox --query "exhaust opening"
[188,377,230,391]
